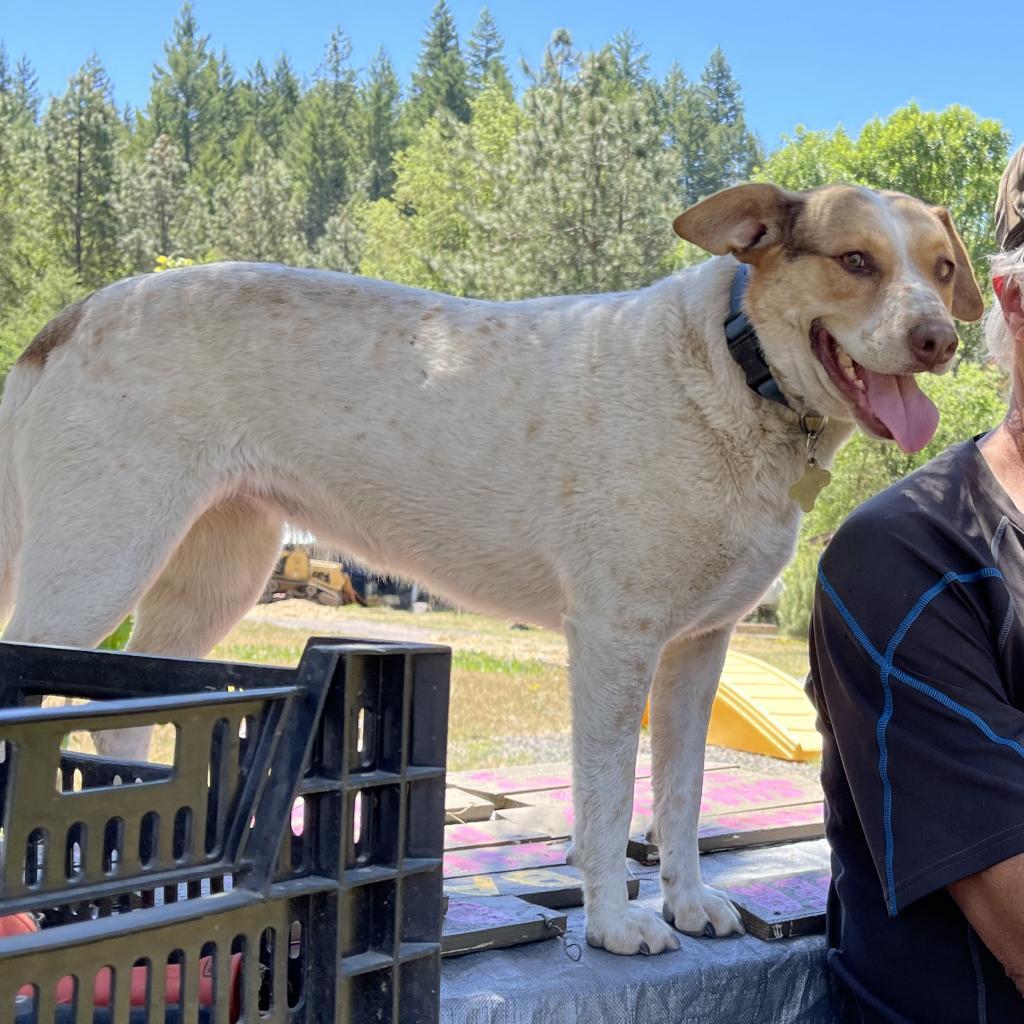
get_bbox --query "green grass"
[730,633,810,680]
[215,640,305,665]
[452,649,548,675]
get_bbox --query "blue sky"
[3,0,1020,152]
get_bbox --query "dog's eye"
[936,258,955,283]
[839,251,871,274]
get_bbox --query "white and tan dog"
[0,183,983,954]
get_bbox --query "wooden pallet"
[627,802,825,864]
[445,819,549,851]
[442,895,568,956]
[444,840,573,878]
[726,868,830,940]
[445,786,494,824]
[436,763,825,941]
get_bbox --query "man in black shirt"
[807,147,1024,1022]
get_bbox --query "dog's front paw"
[586,904,681,956]
[661,881,744,938]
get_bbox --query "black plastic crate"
[0,635,451,1023]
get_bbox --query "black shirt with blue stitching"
[807,437,1024,1023]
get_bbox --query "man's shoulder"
[821,441,985,585]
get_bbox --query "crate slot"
[342,878,398,959]
[59,722,177,782]
[402,870,443,946]
[101,816,124,873]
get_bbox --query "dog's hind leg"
[565,613,682,956]
[650,628,744,938]
[0,469,216,758]
[2,487,208,651]
[128,496,283,661]
[90,497,284,760]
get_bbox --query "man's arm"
[949,853,1024,996]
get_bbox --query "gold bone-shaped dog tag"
[789,463,832,513]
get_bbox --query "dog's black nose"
[908,320,958,367]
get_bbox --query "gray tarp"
[440,839,837,1024]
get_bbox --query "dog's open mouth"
[811,325,938,454]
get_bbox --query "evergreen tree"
[469,37,676,298]
[315,196,366,273]
[360,81,523,292]
[117,133,189,270]
[467,8,512,95]
[211,142,304,262]
[658,62,707,206]
[288,30,358,246]
[367,32,676,299]
[0,48,37,195]
[0,47,65,361]
[609,30,649,92]
[268,55,301,147]
[406,1,471,130]
[188,48,241,190]
[0,48,40,207]
[147,2,219,169]
[13,56,39,119]
[234,55,301,165]
[43,55,123,287]
[360,48,402,201]
[0,45,15,101]
[700,47,742,125]
[0,49,40,124]
[686,47,762,200]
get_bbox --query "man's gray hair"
[986,243,1024,372]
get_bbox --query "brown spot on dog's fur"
[18,297,89,367]
[560,472,578,504]
[526,420,540,441]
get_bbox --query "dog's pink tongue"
[859,369,939,453]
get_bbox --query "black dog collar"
[723,262,793,411]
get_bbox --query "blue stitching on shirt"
[886,570,1001,658]
[817,571,884,665]
[990,515,1009,562]
[884,661,1024,757]
[818,566,1007,916]
[998,602,1015,654]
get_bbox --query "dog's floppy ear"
[673,183,801,263]
[929,206,984,322]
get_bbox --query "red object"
[994,274,1006,300]
[0,913,39,937]
[7,912,243,1024]
[53,954,242,1017]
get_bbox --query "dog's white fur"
[0,183,982,955]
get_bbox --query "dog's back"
[0,260,730,632]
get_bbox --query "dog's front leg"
[565,615,682,955]
[650,629,744,937]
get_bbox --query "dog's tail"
[0,364,37,626]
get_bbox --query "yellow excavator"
[260,547,366,607]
